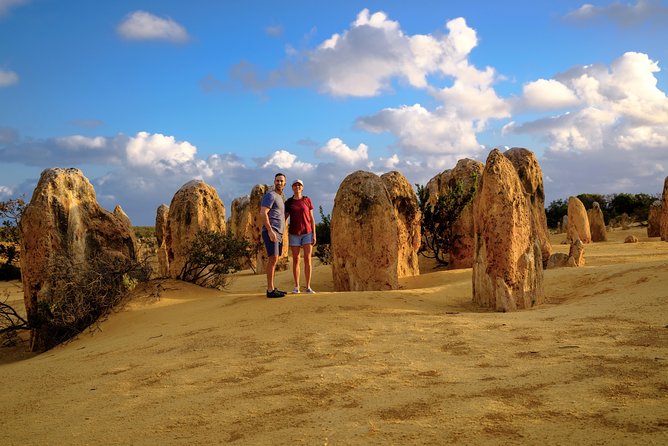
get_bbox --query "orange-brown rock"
[424,158,483,269]
[587,202,607,242]
[113,205,132,228]
[113,205,137,253]
[230,195,255,270]
[472,150,544,311]
[249,184,269,274]
[647,201,661,238]
[546,252,569,269]
[155,204,169,277]
[165,180,226,279]
[331,171,400,291]
[19,168,137,351]
[661,177,668,241]
[380,171,420,278]
[624,235,639,243]
[504,148,551,266]
[567,196,592,244]
[567,239,585,266]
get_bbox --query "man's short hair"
[275,172,286,179]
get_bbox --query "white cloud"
[379,154,400,169]
[565,0,668,27]
[0,69,19,87]
[511,52,668,153]
[265,25,284,37]
[357,104,483,156]
[261,149,314,170]
[316,138,369,165]
[0,185,13,199]
[0,0,28,17]
[207,153,246,172]
[519,79,580,111]
[126,132,197,170]
[307,9,413,97]
[504,51,668,202]
[427,68,510,129]
[225,10,494,100]
[56,135,108,150]
[117,11,190,43]
[306,11,490,97]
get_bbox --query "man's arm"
[310,208,317,245]
[261,206,277,242]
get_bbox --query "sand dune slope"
[1,228,667,445]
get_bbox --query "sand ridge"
[1,227,667,445]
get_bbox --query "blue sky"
[1,0,668,225]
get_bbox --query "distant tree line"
[545,193,659,229]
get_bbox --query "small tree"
[315,206,331,244]
[314,206,332,264]
[0,197,25,243]
[545,199,568,229]
[0,197,26,280]
[178,230,252,289]
[417,175,477,266]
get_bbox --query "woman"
[285,179,316,294]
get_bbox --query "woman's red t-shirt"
[285,196,314,235]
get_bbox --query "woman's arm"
[310,208,317,245]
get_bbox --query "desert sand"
[1,227,667,445]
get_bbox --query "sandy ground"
[1,227,667,445]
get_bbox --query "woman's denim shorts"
[289,232,313,247]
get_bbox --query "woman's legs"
[303,243,313,289]
[291,245,301,289]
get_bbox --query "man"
[261,172,287,298]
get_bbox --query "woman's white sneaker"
[292,287,300,294]
[306,288,316,294]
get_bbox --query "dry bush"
[31,252,152,350]
[1,290,29,347]
[315,244,331,265]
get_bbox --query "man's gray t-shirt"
[261,190,285,236]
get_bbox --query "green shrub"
[178,230,252,289]
[417,175,478,266]
[133,226,155,240]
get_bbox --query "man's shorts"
[289,232,313,247]
[262,230,283,257]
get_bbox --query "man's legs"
[266,255,278,291]
[263,231,284,297]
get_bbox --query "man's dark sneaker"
[274,288,287,296]
[267,289,284,298]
